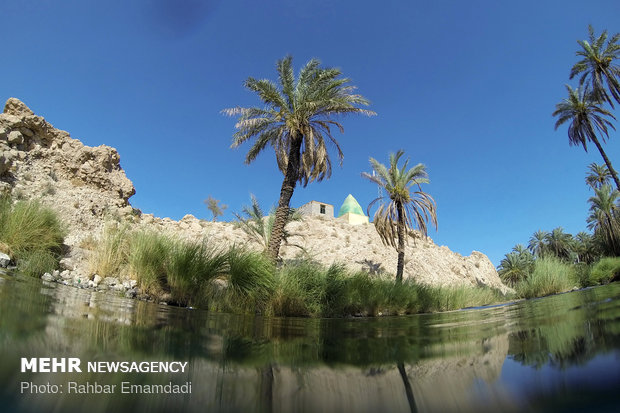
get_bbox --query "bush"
[589,257,620,285]
[516,257,576,298]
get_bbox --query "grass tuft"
[0,197,65,275]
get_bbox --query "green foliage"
[589,257,620,285]
[129,231,174,296]
[587,185,620,255]
[221,247,275,313]
[233,194,301,252]
[498,245,535,287]
[570,25,620,108]
[0,197,65,275]
[516,258,576,299]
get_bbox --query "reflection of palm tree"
[397,363,418,413]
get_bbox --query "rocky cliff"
[0,98,511,294]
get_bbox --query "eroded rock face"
[0,98,135,245]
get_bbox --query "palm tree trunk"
[591,136,620,191]
[267,136,302,261]
[396,201,406,282]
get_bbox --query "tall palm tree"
[570,25,620,108]
[585,162,612,190]
[224,56,374,261]
[587,184,620,255]
[362,150,437,282]
[553,85,620,190]
[528,230,549,258]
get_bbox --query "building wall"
[298,201,334,218]
[337,212,369,225]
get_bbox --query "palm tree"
[545,227,574,260]
[497,251,533,287]
[224,56,374,261]
[553,85,620,190]
[574,231,600,264]
[204,195,227,222]
[585,162,612,189]
[362,150,437,282]
[233,194,301,253]
[528,230,549,258]
[587,184,620,255]
[570,25,620,108]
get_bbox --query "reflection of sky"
[500,352,620,411]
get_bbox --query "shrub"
[589,257,620,285]
[516,257,576,298]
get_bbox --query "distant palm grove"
[500,25,620,293]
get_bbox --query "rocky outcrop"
[0,98,135,246]
[0,98,512,295]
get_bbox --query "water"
[1,272,619,413]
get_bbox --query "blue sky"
[2,0,620,266]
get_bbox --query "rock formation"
[0,98,511,295]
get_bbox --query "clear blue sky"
[2,0,620,266]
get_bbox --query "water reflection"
[0,273,619,412]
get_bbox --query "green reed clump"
[0,197,65,275]
[589,257,620,285]
[271,260,329,317]
[516,257,576,299]
[215,246,275,313]
[415,284,503,312]
[129,231,174,296]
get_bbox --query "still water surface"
[0,272,619,413]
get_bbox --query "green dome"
[338,194,365,217]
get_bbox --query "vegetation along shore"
[2,26,620,316]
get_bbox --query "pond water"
[0,272,619,413]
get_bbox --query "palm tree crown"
[362,150,437,281]
[570,25,620,108]
[553,84,620,190]
[585,162,612,189]
[224,56,374,260]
